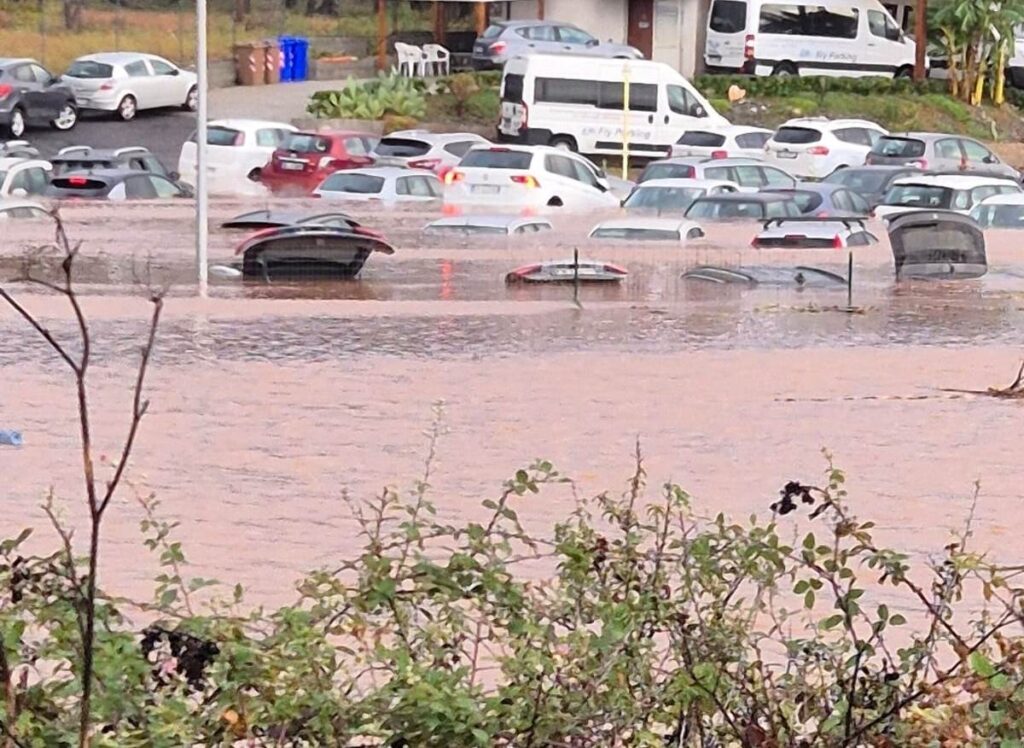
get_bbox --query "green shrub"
[695,73,946,100]
[465,88,499,123]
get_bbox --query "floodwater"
[3,200,1024,605]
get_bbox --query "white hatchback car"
[314,167,442,203]
[623,178,738,214]
[589,217,706,243]
[0,157,52,197]
[177,119,297,195]
[874,175,1022,220]
[444,145,620,212]
[62,52,198,121]
[670,125,773,160]
[764,118,888,180]
[371,130,490,173]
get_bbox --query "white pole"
[621,62,630,181]
[196,0,209,293]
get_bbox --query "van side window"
[760,4,858,38]
[536,77,599,106]
[868,10,901,40]
[598,82,658,111]
[667,86,706,117]
[709,0,748,33]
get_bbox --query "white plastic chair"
[422,43,451,76]
[394,42,426,77]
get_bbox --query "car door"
[544,154,588,207]
[28,63,64,119]
[866,9,908,72]
[959,138,1010,176]
[556,25,599,55]
[123,59,156,109]
[843,188,871,215]
[9,64,45,119]
[123,174,158,200]
[148,57,184,107]
[520,24,560,54]
[568,156,616,207]
[148,175,185,198]
[759,165,797,189]
[933,138,966,171]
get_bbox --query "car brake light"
[99,81,115,91]
[489,41,508,55]
[911,158,928,169]
[444,170,464,185]
[603,263,628,275]
[750,236,759,248]
[511,175,539,188]
[68,177,88,186]
[808,146,830,156]
[710,150,728,159]
[832,234,843,249]
[409,158,442,171]
[744,34,755,59]
[0,85,11,99]
[511,263,542,277]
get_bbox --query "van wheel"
[550,136,577,152]
[771,62,797,77]
[547,197,564,207]
[894,65,913,79]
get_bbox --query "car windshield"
[592,227,680,240]
[825,169,892,193]
[884,184,952,208]
[319,174,385,194]
[461,150,532,169]
[773,127,822,144]
[871,137,926,158]
[640,164,695,181]
[677,131,726,147]
[624,186,704,212]
[65,61,113,78]
[973,204,1024,227]
[375,138,431,157]
[283,134,332,153]
[686,199,765,219]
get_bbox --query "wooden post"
[433,0,445,46]
[537,0,545,20]
[474,1,487,35]
[913,0,926,82]
[377,0,387,71]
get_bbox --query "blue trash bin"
[293,37,309,81]
[278,36,295,81]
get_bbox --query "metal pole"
[847,251,853,308]
[621,62,630,180]
[196,0,209,293]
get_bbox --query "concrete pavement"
[208,77,355,121]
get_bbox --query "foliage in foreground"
[3,444,1024,746]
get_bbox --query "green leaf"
[970,651,996,678]
[889,614,907,626]
[804,589,815,609]
[821,614,844,630]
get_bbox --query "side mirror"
[169,170,181,181]
[170,68,180,76]
[587,38,600,47]
[692,105,707,118]
[983,155,997,164]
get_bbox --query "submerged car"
[970,193,1024,229]
[866,132,1020,181]
[236,224,394,280]
[638,156,795,190]
[751,217,877,249]
[822,165,922,208]
[222,209,360,230]
[314,167,442,203]
[424,215,552,235]
[260,130,378,195]
[506,259,628,284]
[0,197,50,220]
[874,175,1022,220]
[886,210,987,279]
[622,178,737,214]
[372,130,490,173]
[50,145,173,178]
[761,182,872,217]
[177,119,296,193]
[588,217,705,242]
[44,168,191,200]
[0,140,40,159]
[0,157,51,197]
[682,265,847,287]
[685,193,801,221]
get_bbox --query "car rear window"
[710,0,748,32]
[375,138,431,158]
[502,73,525,103]
[319,174,385,194]
[283,134,332,153]
[773,127,822,144]
[53,159,114,175]
[202,127,244,146]
[825,168,894,193]
[461,149,532,169]
[592,227,681,240]
[639,163,695,181]
[65,61,114,78]
[625,186,704,212]
[782,190,822,212]
[678,131,727,147]
[481,24,504,38]
[871,137,926,158]
[686,199,764,219]
[884,184,952,208]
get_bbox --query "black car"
[44,168,192,200]
[822,166,922,209]
[50,145,174,178]
[0,58,78,138]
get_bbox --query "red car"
[259,130,377,196]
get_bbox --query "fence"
[0,0,479,73]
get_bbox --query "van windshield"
[709,0,747,33]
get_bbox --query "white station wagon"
[62,52,198,121]
[874,175,1022,220]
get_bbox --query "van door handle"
[664,115,670,124]
[648,114,654,123]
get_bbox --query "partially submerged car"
[822,165,922,209]
[685,193,801,221]
[969,193,1024,229]
[0,140,40,159]
[681,265,847,287]
[751,217,877,249]
[506,259,628,284]
[761,182,872,218]
[588,217,705,242]
[44,168,191,200]
[424,215,552,235]
[315,167,442,203]
[50,145,173,178]
[886,210,987,280]
[874,174,1022,220]
[236,224,394,280]
[621,178,737,214]
[222,209,360,230]
[0,197,50,220]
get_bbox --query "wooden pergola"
[375,0,545,70]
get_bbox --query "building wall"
[510,0,629,45]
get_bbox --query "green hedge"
[693,74,947,99]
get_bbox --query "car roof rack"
[56,145,91,156]
[113,146,148,157]
[761,216,868,229]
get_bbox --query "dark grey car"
[472,21,643,70]
[822,165,921,208]
[865,133,1021,182]
[0,58,78,138]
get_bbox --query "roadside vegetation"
[6,221,1024,745]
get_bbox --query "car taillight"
[832,234,843,249]
[444,170,464,185]
[98,81,115,91]
[808,146,830,156]
[511,175,539,188]
[510,263,542,278]
[911,158,928,169]
[489,41,508,55]
[710,150,728,159]
[744,34,755,59]
[603,263,628,275]
[816,210,829,217]
[750,236,760,248]
[0,85,11,99]
[68,177,88,186]
[409,158,442,171]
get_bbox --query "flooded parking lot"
[4,200,1024,603]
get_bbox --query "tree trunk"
[995,44,1006,105]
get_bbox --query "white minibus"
[704,0,920,77]
[497,55,728,157]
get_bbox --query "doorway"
[627,0,654,58]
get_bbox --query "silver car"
[62,52,198,121]
[471,21,643,70]
[866,132,1022,182]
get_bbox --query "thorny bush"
[4,438,1024,746]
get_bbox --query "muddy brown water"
[3,200,1024,607]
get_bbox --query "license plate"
[777,151,797,159]
[552,267,596,277]
[281,161,304,171]
[472,185,500,194]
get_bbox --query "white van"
[704,0,920,78]
[497,54,728,158]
